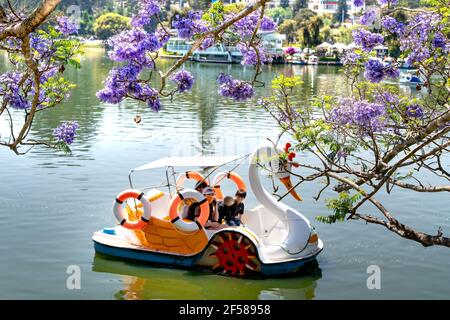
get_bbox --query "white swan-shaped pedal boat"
[92,145,323,276]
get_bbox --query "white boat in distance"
[165,31,286,64]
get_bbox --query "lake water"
[0,48,448,299]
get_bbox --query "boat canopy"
[131,154,248,172]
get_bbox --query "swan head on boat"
[251,145,302,201]
[249,144,320,255]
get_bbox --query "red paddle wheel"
[209,232,259,276]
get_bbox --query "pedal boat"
[92,145,324,277]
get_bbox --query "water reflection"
[92,254,322,300]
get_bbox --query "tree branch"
[355,213,450,248]
[0,0,61,40]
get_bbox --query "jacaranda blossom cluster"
[53,121,79,145]
[378,12,447,66]
[172,11,209,39]
[364,59,400,83]
[97,2,164,111]
[0,72,30,109]
[132,0,161,27]
[381,16,405,36]
[341,51,361,66]
[398,12,444,65]
[170,70,195,93]
[217,73,254,101]
[107,28,161,67]
[56,16,79,36]
[406,104,424,119]
[352,29,384,52]
[200,37,215,51]
[237,43,270,65]
[360,9,377,26]
[329,98,387,133]
[232,10,277,37]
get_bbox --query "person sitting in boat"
[232,189,246,226]
[218,196,237,226]
[187,187,225,230]
[218,190,246,226]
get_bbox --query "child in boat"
[232,189,247,226]
[218,196,237,226]
[202,187,218,222]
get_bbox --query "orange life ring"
[175,171,208,190]
[212,171,246,200]
[169,189,209,232]
[113,189,152,230]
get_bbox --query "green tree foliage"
[321,25,331,43]
[278,9,325,46]
[295,10,324,47]
[79,10,95,35]
[294,8,316,21]
[317,192,362,224]
[278,19,297,43]
[330,25,354,44]
[267,7,293,25]
[93,12,130,40]
[202,1,246,27]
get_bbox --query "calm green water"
[0,48,449,299]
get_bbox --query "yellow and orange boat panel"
[125,205,208,256]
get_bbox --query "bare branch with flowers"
[260,0,450,247]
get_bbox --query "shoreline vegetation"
[74,42,344,65]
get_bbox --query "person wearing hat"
[187,186,225,230]
[202,187,218,222]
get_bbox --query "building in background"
[211,0,298,9]
[308,0,364,19]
